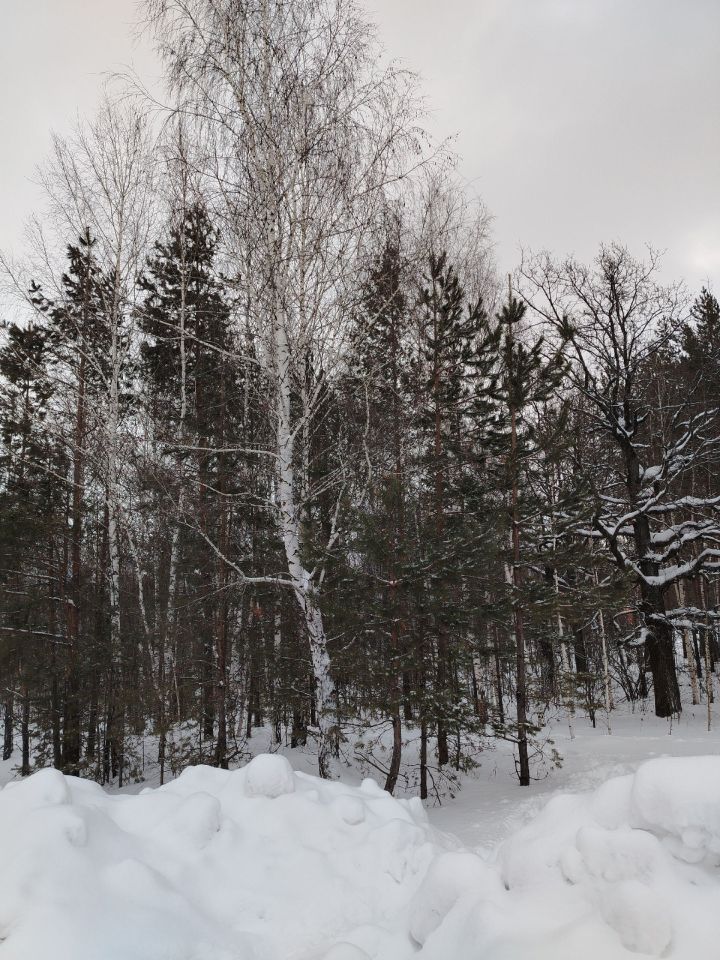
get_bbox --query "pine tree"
[0,318,61,772]
[411,251,500,781]
[684,287,720,368]
[140,202,245,770]
[344,239,413,793]
[23,232,115,776]
[495,289,565,785]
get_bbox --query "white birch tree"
[31,100,158,769]
[143,0,423,775]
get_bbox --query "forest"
[1,0,719,800]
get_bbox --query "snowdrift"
[2,754,720,959]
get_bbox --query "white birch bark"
[143,0,423,776]
[554,570,575,740]
[677,577,700,706]
[596,607,613,734]
[274,316,336,772]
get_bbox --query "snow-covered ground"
[430,704,720,850]
[2,706,720,958]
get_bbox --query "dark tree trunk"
[385,563,403,793]
[291,710,307,748]
[245,671,254,740]
[573,624,596,724]
[48,557,62,769]
[637,650,649,700]
[419,718,428,801]
[202,643,215,742]
[403,671,413,722]
[643,604,682,717]
[538,635,556,699]
[637,577,681,717]
[63,347,87,777]
[214,370,230,771]
[573,626,589,675]
[510,409,530,786]
[3,691,14,761]
[214,579,229,768]
[384,713,402,795]
[514,605,530,786]
[21,688,30,776]
[494,640,505,724]
[51,667,62,768]
[624,442,681,717]
[62,670,82,775]
[693,629,703,680]
[86,679,99,768]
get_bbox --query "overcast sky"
[1,0,718,292]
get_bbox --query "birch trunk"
[274,318,336,776]
[596,607,613,734]
[677,577,700,706]
[554,570,575,740]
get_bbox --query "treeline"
[1,0,719,794]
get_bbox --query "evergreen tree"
[494,290,566,785]
[140,202,247,770]
[24,233,116,776]
[684,286,720,367]
[411,251,500,780]
[343,239,413,793]
[0,319,61,772]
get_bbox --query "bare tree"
[25,99,158,772]
[521,244,720,718]
[142,0,424,775]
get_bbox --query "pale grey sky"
[1,0,718,292]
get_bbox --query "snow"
[244,752,296,798]
[427,707,720,848]
[0,760,434,960]
[408,851,502,946]
[640,464,662,484]
[631,756,720,861]
[3,740,720,958]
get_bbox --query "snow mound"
[2,755,720,958]
[630,756,720,862]
[244,752,296,798]
[0,757,434,960]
